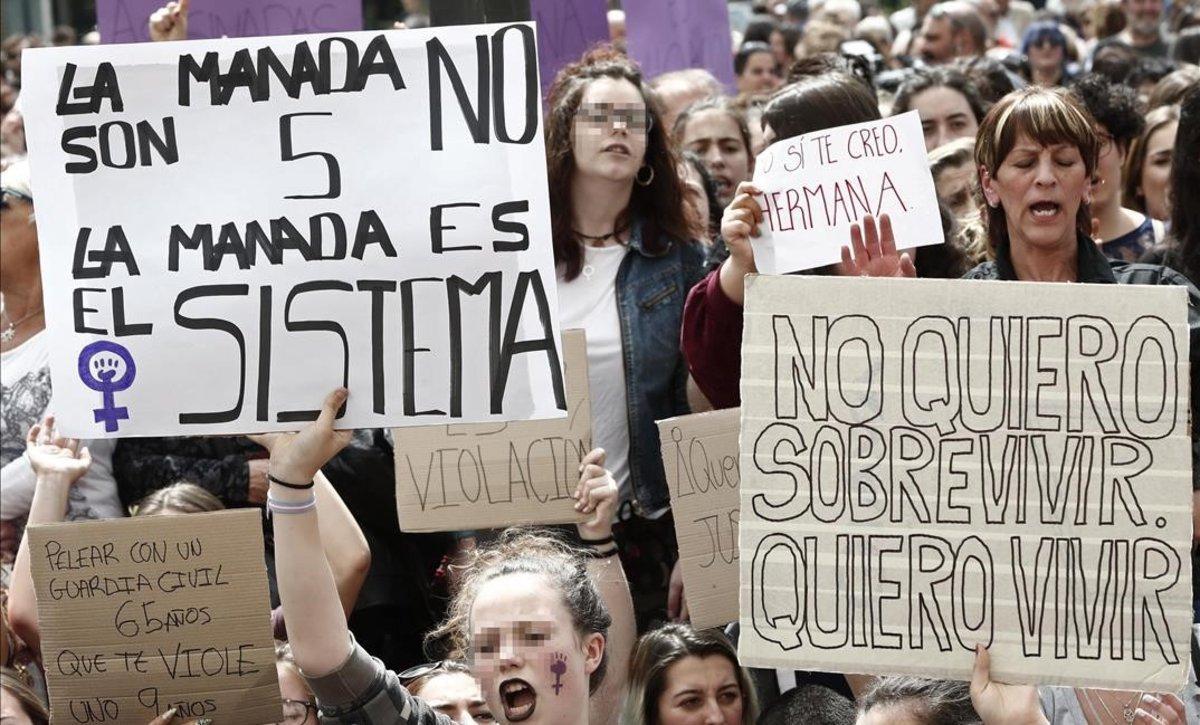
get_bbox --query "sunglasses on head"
[398,660,456,685]
[0,188,31,211]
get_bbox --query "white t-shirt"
[557,244,633,510]
[1,331,123,525]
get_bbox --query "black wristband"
[268,473,315,490]
[578,534,615,546]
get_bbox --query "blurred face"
[471,572,602,725]
[1139,121,1176,221]
[981,131,1091,254]
[656,80,711,132]
[419,672,496,725]
[1123,0,1162,35]
[276,663,316,725]
[0,193,36,283]
[679,162,711,243]
[680,109,752,206]
[769,30,793,69]
[655,656,744,725]
[935,158,977,220]
[911,86,979,151]
[1027,37,1065,73]
[920,16,955,63]
[1090,127,1124,211]
[571,78,650,184]
[0,687,35,725]
[737,51,779,95]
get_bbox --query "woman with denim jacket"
[546,46,706,630]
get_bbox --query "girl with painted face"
[620,624,757,725]
[546,47,705,631]
[268,389,635,725]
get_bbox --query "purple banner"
[622,0,735,89]
[97,0,363,44]
[530,0,608,94]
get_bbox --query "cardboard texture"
[530,0,608,93]
[28,509,280,724]
[658,407,741,629]
[750,111,941,274]
[622,0,736,88]
[394,329,591,532]
[738,275,1193,690]
[97,0,364,43]
[21,24,566,438]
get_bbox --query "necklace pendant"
[1,326,13,343]
[582,264,595,280]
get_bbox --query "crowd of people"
[1,0,1199,722]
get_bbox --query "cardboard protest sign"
[98,0,363,44]
[658,408,740,629]
[394,329,591,532]
[622,0,736,89]
[28,509,279,724]
[750,111,941,274]
[22,24,567,438]
[738,275,1193,690]
[530,0,608,93]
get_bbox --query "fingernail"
[197,719,212,725]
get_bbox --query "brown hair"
[132,482,225,517]
[672,96,753,161]
[620,624,759,725]
[974,86,1099,249]
[1121,103,1180,215]
[545,45,698,281]
[426,529,612,695]
[761,71,881,141]
[1147,66,1200,110]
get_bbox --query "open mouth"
[601,142,631,156]
[1029,200,1061,219]
[500,678,537,722]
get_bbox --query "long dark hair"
[892,67,989,124]
[1163,85,1200,285]
[545,45,696,281]
[761,70,881,140]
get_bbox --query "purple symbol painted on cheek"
[550,653,567,695]
[78,341,136,432]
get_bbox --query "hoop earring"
[636,165,655,186]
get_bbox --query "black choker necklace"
[573,224,627,242]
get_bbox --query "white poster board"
[20,23,565,437]
[738,275,1193,691]
[750,111,941,274]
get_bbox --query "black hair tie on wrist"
[579,534,615,546]
[588,547,620,559]
[268,473,315,490]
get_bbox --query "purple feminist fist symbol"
[550,653,567,695]
[78,341,136,432]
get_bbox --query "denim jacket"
[615,219,707,514]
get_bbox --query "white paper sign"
[21,24,567,437]
[750,111,941,274]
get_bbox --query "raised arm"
[264,389,354,676]
[313,470,371,617]
[9,415,93,654]
[573,448,635,725]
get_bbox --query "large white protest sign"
[21,24,565,437]
[750,111,941,274]
[739,275,1193,690]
